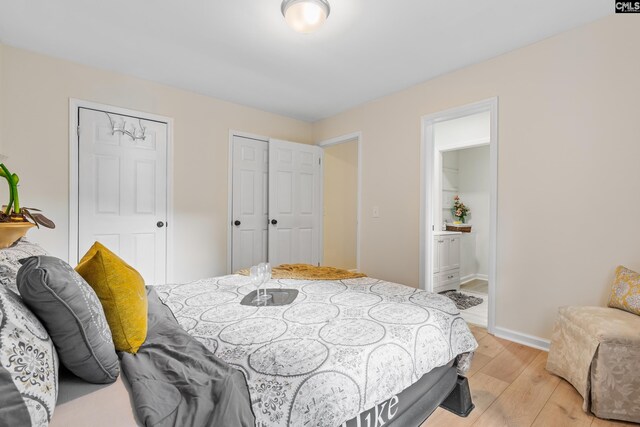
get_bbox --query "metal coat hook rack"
[106,113,147,141]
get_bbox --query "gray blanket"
[119,288,255,427]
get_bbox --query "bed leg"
[439,375,475,417]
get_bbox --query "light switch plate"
[372,206,380,218]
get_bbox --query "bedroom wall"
[323,140,358,270]
[312,15,640,340]
[0,45,312,283]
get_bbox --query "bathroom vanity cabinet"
[433,232,461,293]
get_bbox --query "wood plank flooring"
[422,325,638,427]
[461,279,489,294]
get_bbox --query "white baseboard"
[460,273,489,284]
[460,274,474,283]
[493,326,550,352]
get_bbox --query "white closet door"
[268,139,323,267]
[231,136,269,272]
[78,108,167,285]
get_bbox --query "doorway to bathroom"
[440,145,490,326]
[420,98,497,331]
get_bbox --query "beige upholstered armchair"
[546,266,640,424]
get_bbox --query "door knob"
[234,220,241,226]
[157,221,165,228]
[271,219,278,225]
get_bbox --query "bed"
[47,273,478,427]
[1,239,476,426]
[148,274,478,426]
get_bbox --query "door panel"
[95,155,120,214]
[437,238,450,272]
[276,228,292,263]
[268,139,322,267]
[449,236,461,270]
[134,161,156,214]
[231,136,269,272]
[78,107,167,285]
[277,171,293,213]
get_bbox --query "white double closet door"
[77,107,168,285]
[231,136,323,272]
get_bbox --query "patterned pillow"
[0,284,59,426]
[18,256,119,384]
[0,239,49,294]
[608,266,640,316]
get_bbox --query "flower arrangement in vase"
[0,163,55,248]
[452,195,470,224]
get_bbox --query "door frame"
[317,131,362,271]
[226,130,270,274]
[420,98,498,333]
[68,99,175,282]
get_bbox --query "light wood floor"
[422,326,638,427]
[461,279,489,294]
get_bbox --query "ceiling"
[0,1,612,122]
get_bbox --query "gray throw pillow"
[0,238,49,295]
[17,256,120,384]
[0,284,58,426]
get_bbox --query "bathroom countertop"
[434,230,462,236]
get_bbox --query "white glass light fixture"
[281,0,330,33]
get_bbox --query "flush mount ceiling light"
[281,0,330,33]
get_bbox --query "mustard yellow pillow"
[608,266,640,316]
[75,242,147,353]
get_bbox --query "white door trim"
[227,130,270,274]
[317,131,362,271]
[68,98,175,282]
[420,98,498,333]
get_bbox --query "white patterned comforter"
[155,275,477,427]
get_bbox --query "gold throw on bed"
[237,264,366,280]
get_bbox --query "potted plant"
[0,163,55,248]
[452,195,470,224]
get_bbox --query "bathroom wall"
[434,111,490,228]
[441,146,490,282]
[323,140,358,270]
[458,145,490,281]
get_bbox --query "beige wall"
[323,140,358,270]
[313,15,640,339]
[0,44,312,283]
